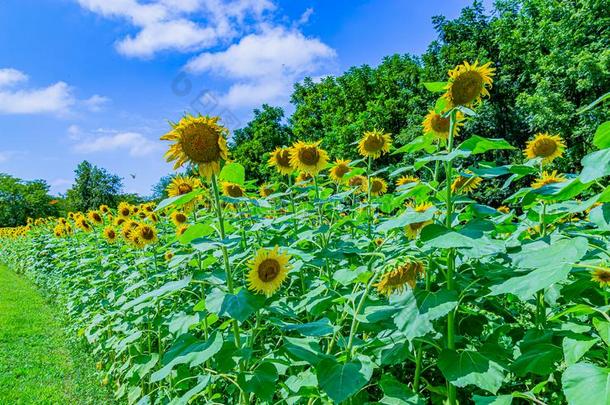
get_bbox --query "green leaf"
[392,134,437,155]
[155,190,201,211]
[458,135,515,154]
[472,395,512,405]
[316,357,373,403]
[392,289,458,341]
[563,335,598,365]
[577,91,610,114]
[278,318,334,337]
[562,363,610,405]
[168,374,212,405]
[150,332,223,383]
[593,318,610,346]
[206,288,266,323]
[423,81,447,92]
[240,361,278,402]
[594,121,610,149]
[379,374,424,404]
[580,149,610,183]
[438,350,505,394]
[590,204,610,231]
[376,205,436,232]
[219,162,246,185]
[283,336,326,366]
[178,223,214,243]
[122,276,191,311]
[511,331,562,377]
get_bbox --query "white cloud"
[49,178,73,194]
[0,68,109,116]
[186,26,336,108]
[72,131,161,157]
[83,94,110,112]
[0,68,28,87]
[76,0,276,58]
[0,81,75,115]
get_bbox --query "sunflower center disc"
[175,213,186,223]
[299,147,320,166]
[277,150,291,168]
[258,259,280,282]
[532,138,557,157]
[227,185,243,198]
[363,135,384,153]
[371,180,383,193]
[141,227,154,240]
[431,114,450,133]
[451,71,483,105]
[181,125,221,163]
[334,165,349,177]
[178,184,193,194]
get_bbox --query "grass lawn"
[0,264,114,404]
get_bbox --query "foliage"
[65,161,123,212]
[0,174,58,227]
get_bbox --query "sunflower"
[170,211,188,226]
[358,130,392,159]
[396,175,420,188]
[290,141,329,175]
[591,267,610,287]
[405,202,434,239]
[161,114,229,179]
[222,182,245,198]
[376,260,426,296]
[164,251,174,261]
[444,60,495,107]
[329,159,351,183]
[99,205,110,215]
[369,177,388,196]
[348,175,367,191]
[259,184,274,198]
[531,170,566,189]
[451,170,482,194]
[114,217,126,227]
[103,227,118,243]
[524,133,566,164]
[167,175,202,197]
[247,246,291,296]
[422,110,465,140]
[296,171,313,184]
[135,223,158,247]
[497,206,510,214]
[268,147,294,175]
[118,202,132,218]
[76,218,92,233]
[53,224,65,238]
[176,225,189,237]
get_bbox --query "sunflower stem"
[346,268,378,361]
[366,156,373,239]
[445,109,458,405]
[536,200,547,329]
[287,176,298,238]
[413,342,423,392]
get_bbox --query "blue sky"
[0,0,490,196]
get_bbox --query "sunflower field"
[1,61,610,405]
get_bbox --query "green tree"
[65,161,123,212]
[0,174,58,227]
[229,104,293,183]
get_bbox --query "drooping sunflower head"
[451,170,482,194]
[222,182,245,198]
[422,110,465,140]
[118,202,132,218]
[329,159,351,183]
[376,260,426,296]
[161,114,229,179]
[348,175,367,191]
[531,170,567,189]
[591,266,610,287]
[296,171,313,184]
[524,133,566,164]
[268,147,294,175]
[76,218,92,233]
[444,60,495,107]
[369,177,388,196]
[103,227,117,243]
[167,175,202,197]
[358,130,392,159]
[171,211,188,226]
[396,175,420,188]
[259,184,274,198]
[87,211,104,225]
[247,246,291,297]
[405,202,434,239]
[289,141,329,175]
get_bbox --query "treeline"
[229,0,610,190]
[0,161,143,227]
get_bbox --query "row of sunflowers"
[1,60,610,404]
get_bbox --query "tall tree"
[65,161,123,212]
[0,174,58,227]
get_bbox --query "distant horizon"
[0,0,491,196]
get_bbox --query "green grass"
[0,264,115,404]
